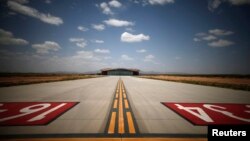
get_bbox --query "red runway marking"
[0,102,78,126]
[162,103,250,125]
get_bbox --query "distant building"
[101,68,139,76]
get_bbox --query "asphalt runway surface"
[0,76,249,138]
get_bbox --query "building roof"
[101,68,140,72]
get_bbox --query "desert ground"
[140,75,250,91]
[0,73,98,87]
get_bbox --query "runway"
[0,76,249,138]
[122,77,250,134]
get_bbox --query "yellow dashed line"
[107,79,137,135]
[124,99,129,109]
[123,93,126,99]
[113,99,118,109]
[108,112,116,134]
[126,112,136,134]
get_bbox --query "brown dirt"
[0,74,99,87]
[140,75,250,91]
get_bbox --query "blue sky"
[0,0,250,74]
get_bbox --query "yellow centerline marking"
[107,78,138,135]
[113,99,118,109]
[126,112,136,134]
[108,112,116,134]
[123,93,126,99]
[118,80,124,134]
[124,99,129,109]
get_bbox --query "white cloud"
[148,0,174,5]
[121,54,133,60]
[208,0,222,11]
[32,41,61,54]
[78,26,88,32]
[94,49,110,54]
[69,38,85,42]
[104,56,112,59]
[97,1,122,15]
[144,54,155,62]
[136,49,147,53]
[0,49,109,72]
[104,18,134,27]
[208,0,250,11]
[121,32,150,43]
[193,37,201,42]
[99,2,113,15]
[73,50,94,59]
[209,29,234,36]
[92,24,105,31]
[0,29,12,37]
[69,38,87,48]
[109,0,122,8]
[76,42,87,48]
[208,39,234,47]
[7,1,63,26]
[93,40,104,43]
[0,37,28,46]
[72,50,105,62]
[202,35,217,41]
[0,28,29,45]
[143,54,160,64]
[194,29,234,47]
[13,0,29,4]
[71,50,106,62]
[131,0,174,6]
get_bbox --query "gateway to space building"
[101,68,139,76]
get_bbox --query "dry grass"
[140,75,250,91]
[0,73,100,87]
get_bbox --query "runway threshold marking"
[0,102,78,126]
[106,78,139,135]
[162,103,250,125]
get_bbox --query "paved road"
[0,76,119,135]
[0,76,250,136]
[122,77,250,134]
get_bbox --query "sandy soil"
[0,74,98,87]
[140,75,250,91]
